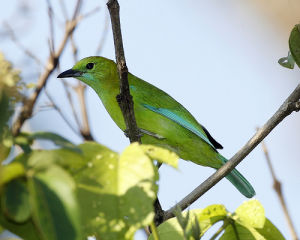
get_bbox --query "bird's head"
[57,56,115,88]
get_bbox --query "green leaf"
[220,222,259,240]
[197,204,228,234]
[0,126,12,162]
[289,24,300,68]
[255,219,285,240]
[0,211,40,240]
[235,199,265,228]
[26,149,83,172]
[0,144,11,162]
[278,51,295,69]
[0,162,25,187]
[0,53,22,136]
[150,205,227,240]
[1,179,31,223]
[140,144,179,168]
[28,165,81,240]
[0,95,11,139]
[173,205,190,231]
[221,200,285,240]
[191,216,201,240]
[75,142,157,240]
[25,131,81,153]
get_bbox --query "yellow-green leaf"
[235,199,265,229]
[140,144,179,168]
[75,142,157,240]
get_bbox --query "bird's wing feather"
[143,104,215,148]
[129,73,223,150]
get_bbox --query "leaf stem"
[150,221,160,240]
[209,220,229,240]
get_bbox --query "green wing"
[142,104,215,148]
[129,74,223,150]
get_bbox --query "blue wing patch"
[143,104,215,148]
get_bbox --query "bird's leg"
[140,129,165,140]
[123,128,165,140]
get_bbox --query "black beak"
[57,69,82,78]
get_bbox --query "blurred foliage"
[0,52,21,129]
[0,141,180,240]
[149,200,285,240]
[0,52,22,162]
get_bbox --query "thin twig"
[3,22,43,66]
[74,84,94,140]
[59,0,68,21]
[164,86,300,220]
[44,89,81,137]
[82,6,102,19]
[96,11,109,55]
[69,11,94,141]
[260,140,299,240]
[46,0,55,55]
[12,0,83,136]
[60,78,81,129]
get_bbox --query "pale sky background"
[1,0,300,239]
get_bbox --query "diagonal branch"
[164,84,300,220]
[12,0,83,137]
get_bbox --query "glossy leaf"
[255,219,285,240]
[0,162,25,187]
[221,200,285,240]
[140,144,179,168]
[220,222,259,240]
[1,179,31,223]
[278,51,295,69]
[149,205,227,240]
[28,165,81,240]
[289,24,300,68]
[75,142,157,240]
[235,199,265,228]
[0,203,39,240]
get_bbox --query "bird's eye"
[86,63,94,69]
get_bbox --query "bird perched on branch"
[58,56,255,198]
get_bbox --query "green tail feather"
[218,155,255,198]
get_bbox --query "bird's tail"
[218,154,255,198]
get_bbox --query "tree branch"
[106,0,141,143]
[164,83,300,220]
[106,0,165,226]
[11,0,82,137]
[260,140,299,240]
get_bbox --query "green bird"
[58,56,255,198]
